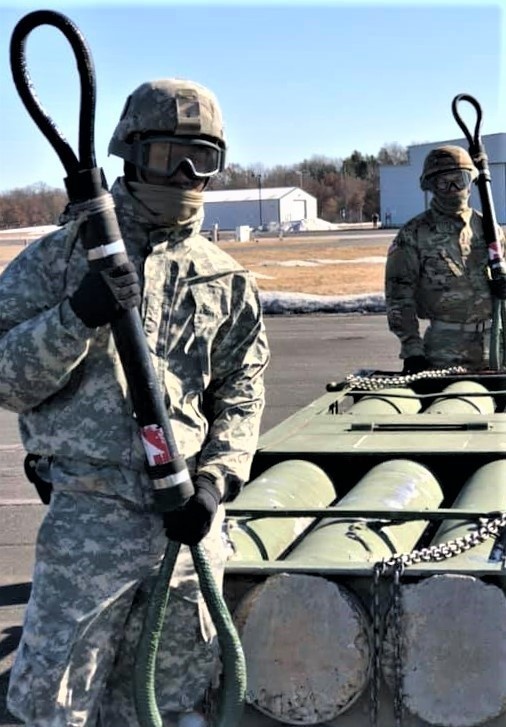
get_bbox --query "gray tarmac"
[0,312,401,725]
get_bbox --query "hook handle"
[451,93,483,153]
[10,9,97,177]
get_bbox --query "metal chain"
[350,366,503,724]
[369,510,506,726]
[346,366,468,391]
[391,565,404,727]
[369,563,384,727]
[382,511,506,569]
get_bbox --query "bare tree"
[0,184,67,229]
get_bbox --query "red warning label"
[140,424,171,466]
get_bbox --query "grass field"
[220,239,389,295]
[0,234,389,296]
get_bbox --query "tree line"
[209,142,408,223]
[0,143,408,229]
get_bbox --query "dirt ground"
[0,235,389,296]
[0,243,26,267]
[220,238,388,295]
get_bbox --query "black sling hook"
[451,93,499,247]
[9,9,194,509]
[451,93,506,369]
[451,93,483,156]
[10,10,103,198]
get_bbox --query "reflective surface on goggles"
[429,170,473,193]
[140,137,223,179]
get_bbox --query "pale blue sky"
[1,1,504,192]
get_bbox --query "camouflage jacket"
[384,204,504,359]
[0,179,269,503]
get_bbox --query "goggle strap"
[109,138,139,165]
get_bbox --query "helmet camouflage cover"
[108,78,226,161]
[420,145,478,190]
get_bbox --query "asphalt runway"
[0,312,401,725]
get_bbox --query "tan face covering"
[431,188,470,215]
[128,181,204,227]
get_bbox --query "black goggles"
[428,170,473,193]
[132,136,225,179]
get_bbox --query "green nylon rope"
[133,539,247,727]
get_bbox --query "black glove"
[489,276,506,300]
[162,474,221,546]
[69,262,141,328]
[402,355,429,374]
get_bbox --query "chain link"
[391,565,404,727]
[347,367,505,724]
[369,563,384,727]
[369,511,506,726]
[382,511,506,569]
[346,366,468,392]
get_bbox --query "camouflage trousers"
[7,489,226,726]
[424,322,491,370]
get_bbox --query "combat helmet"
[420,145,478,190]
[108,79,226,173]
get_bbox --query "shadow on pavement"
[0,584,29,724]
[0,584,31,609]
[0,670,22,725]
[0,628,22,664]
[0,628,23,725]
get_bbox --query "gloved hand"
[402,355,429,374]
[489,276,506,300]
[69,262,141,328]
[163,474,221,546]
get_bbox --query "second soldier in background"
[385,144,506,373]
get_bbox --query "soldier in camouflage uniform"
[385,145,506,373]
[3,79,270,726]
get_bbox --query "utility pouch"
[24,453,53,505]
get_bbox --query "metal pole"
[258,174,263,227]
[342,161,347,220]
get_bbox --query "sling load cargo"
[224,367,506,726]
[221,88,506,727]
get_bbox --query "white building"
[202,186,318,230]
[380,133,506,226]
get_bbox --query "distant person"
[3,78,270,727]
[372,212,379,229]
[384,211,392,227]
[385,145,506,374]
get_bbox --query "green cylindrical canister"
[227,459,335,561]
[233,460,442,725]
[347,387,421,415]
[432,459,506,560]
[234,573,372,725]
[382,460,506,727]
[382,574,506,727]
[423,380,495,415]
[285,458,443,564]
